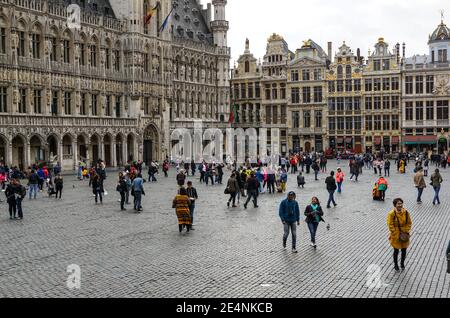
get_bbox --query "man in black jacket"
[325,171,338,209]
[186,181,199,228]
[447,240,450,274]
[244,172,259,209]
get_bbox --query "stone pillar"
[100,141,105,162]
[58,139,64,168]
[7,142,13,167]
[73,140,78,171]
[25,142,31,168]
[123,142,128,165]
[111,140,117,168]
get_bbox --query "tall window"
[437,100,449,120]
[382,78,390,91]
[303,111,311,128]
[374,115,381,130]
[314,69,321,80]
[105,95,111,116]
[291,70,299,81]
[336,97,344,111]
[405,76,413,94]
[91,94,97,116]
[51,91,58,115]
[405,102,413,120]
[383,115,390,130]
[248,84,253,98]
[391,77,399,90]
[364,79,372,92]
[415,76,423,94]
[18,31,25,57]
[337,80,343,92]
[64,92,72,115]
[18,88,26,113]
[255,83,260,98]
[315,111,322,128]
[374,96,381,110]
[345,97,352,111]
[345,65,352,78]
[328,81,335,93]
[354,116,361,130]
[272,106,278,124]
[272,85,277,99]
[337,117,344,130]
[415,101,423,120]
[373,78,381,91]
[265,106,271,124]
[106,48,111,70]
[90,44,97,67]
[391,115,399,130]
[241,84,246,99]
[292,111,300,128]
[438,49,447,63]
[365,116,372,131]
[391,96,399,109]
[354,79,361,92]
[328,98,336,111]
[245,61,249,73]
[79,43,85,65]
[31,33,40,59]
[0,28,6,54]
[354,97,361,110]
[426,75,434,94]
[426,101,434,120]
[382,59,390,70]
[113,49,120,71]
[50,37,57,61]
[80,93,86,115]
[265,86,270,100]
[337,65,343,78]
[374,60,381,71]
[345,80,352,92]
[313,86,322,103]
[365,97,372,110]
[291,87,300,103]
[345,117,352,130]
[382,96,390,110]
[0,87,7,112]
[328,117,335,130]
[63,40,70,63]
[280,84,286,99]
[302,70,310,81]
[33,89,42,114]
[144,97,150,115]
[115,96,121,117]
[302,87,311,103]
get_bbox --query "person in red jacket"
[335,168,345,193]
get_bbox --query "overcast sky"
[199,0,449,64]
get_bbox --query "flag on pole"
[144,3,159,25]
[228,104,238,124]
[159,7,174,32]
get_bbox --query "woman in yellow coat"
[173,187,192,233]
[387,198,412,271]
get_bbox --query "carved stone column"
[111,140,117,168]
[72,140,78,171]
[7,142,13,167]
[25,142,31,168]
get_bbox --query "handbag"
[395,211,410,243]
[224,187,230,194]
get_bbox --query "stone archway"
[30,135,45,164]
[62,134,73,170]
[47,135,59,161]
[12,135,26,170]
[103,134,112,167]
[115,134,124,167]
[127,133,135,163]
[90,134,100,164]
[77,135,88,161]
[305,141,312,153]
[143,125,159,165]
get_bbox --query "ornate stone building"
[402,18,449,154]
[0,0,230,170]
[287,39,328,153]
[261,33,291,156]
[327,42,364,153]
[362,38,402,153]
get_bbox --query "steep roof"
[172,0,213,45]
[429,20,450,44]
[52,0,116,19]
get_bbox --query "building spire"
[245,38,250,54]
[441,9,445,24]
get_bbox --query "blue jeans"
[307,222,319,243]
[337,181,343,193]
[417,187,424,202]
[283,222,297,249]
[189,205,195,224]
[314,171,319,180]
[134,191,142,210]
[433,186,441,204]
[29,184,38,199]
[327,190,337,207]
[16,198,23,218]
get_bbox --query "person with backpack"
[387,198,412,272]
[279,192,300,253]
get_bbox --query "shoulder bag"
[395,211,410,243]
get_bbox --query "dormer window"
[197,32,205,40]
[186,29,193,38]
[184,15,191,23]
[192,8,199,15]
[176,25,184,35]
[193,18,200,26]
[184,5,189,12]
[174,13,180,20]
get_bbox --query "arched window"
[113,40,121,71]
[105,38,112,70]
[62,29,72,63]
[346,65,352,78]
[303,110,311,128]
[17,20,27,57]
[31,23,42,59]
[337,65,343,78]
[315,111,322,128]
[245,61,249,73]
[90,35,99,67]
[0,15,9,55]
[78,33,87,65]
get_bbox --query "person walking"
[92,174,103,204]
[304,197,325,248]
[131,173,145,212]
[54,174,63,199]
[423,159,429,177]
[162,160,169,178]
[15,179,26,220]
[384,159,391,177]
[280,169,288,192]
[312,161,320,181]
[176,170,186,187]
[28,169,39,199]
[116,173,128,211]
[325,171,338,209]
[226,172,239,208]
[430,169,443,205]
[297,172,305,188]
[5,179,19,220]
[377,176,389,201]
[387,198,412,271]
[173,187,192,233]
[244,172,259,209]
[186,181,198,228]
[413,167,426,204]
[349,161,359,182]
[335,168,345,193]
[279,191,300,253]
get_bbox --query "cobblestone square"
[0,160,449,298]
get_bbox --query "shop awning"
[374,136,381,146]
[336,137,344,144]
[345,137,353,144]
[402,135,437,145]
[391,136,400,145]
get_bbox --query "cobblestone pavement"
[0,160,449,298]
